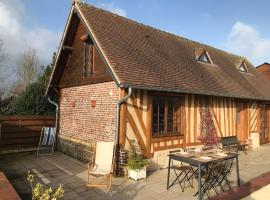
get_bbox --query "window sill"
[152,135,184,142]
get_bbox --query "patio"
[1,144,270,200]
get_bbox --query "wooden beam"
[119,89,127,148]
[146,92,152,155]
[257,104,261,133]
[126,111,147,155]
[151,135,183,143]
[130,95,147,137]
[53,87,60,95]
[80,34,90,42]
[62,45,73,51]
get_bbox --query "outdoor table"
[166,150,240,200]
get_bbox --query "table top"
[168,150,238,166]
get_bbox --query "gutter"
[115,87,132,174]
[122,83,270,102]
[48,97,59,136]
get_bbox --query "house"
[257,62,270,80]
[46,1,270,169]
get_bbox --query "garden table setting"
[166,147,240,200]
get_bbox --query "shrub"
[27,171,64,200]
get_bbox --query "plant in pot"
[126,149,149,181]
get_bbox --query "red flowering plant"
[198,99,219,149]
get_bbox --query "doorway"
[236,102,248,142]
[260,104,269,144]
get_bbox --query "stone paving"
[0,144,270,200]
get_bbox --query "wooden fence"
[0,116,55,152]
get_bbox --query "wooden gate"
[0,116,55,152]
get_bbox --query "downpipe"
[115,87,132,175]
[48,97,59,138]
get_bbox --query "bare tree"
[0,39,8,101]
[16,47,39,90]
[0,39,7,65]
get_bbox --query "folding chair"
[86,142,115,191]
[37,127,56,155]
[216,157,235,191]
[168,150,194,192]
[194,159,226,199]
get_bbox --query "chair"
[169,150,194,192]
[221,136,248,153]
[216,156,235,191]
[86,141,115,191]
[37,127,56,155]
[194,159,226,198]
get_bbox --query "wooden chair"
[86,141,115,191]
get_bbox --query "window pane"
[198,53,210,63]
[239,63,247,72]
[152,96,182,137]
[159,99,165,133]
[167,99,174,132]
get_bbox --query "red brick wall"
[59,81,119,142]
[58,81,119,161]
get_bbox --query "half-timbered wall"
[122,90,262,159]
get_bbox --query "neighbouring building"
[46,1,270,168]
[257,62,270,80]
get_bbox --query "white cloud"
[226,21,270,65]
[98,3,127,17]
[0,0,61,84]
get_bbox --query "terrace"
[1,144,270,200]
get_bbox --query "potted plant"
[126,149,149,181]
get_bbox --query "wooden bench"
[221,136,248,154]
[0,172,21,200]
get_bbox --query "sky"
[0,0,270,84]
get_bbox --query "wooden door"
[236,102,248,142]
[260,104,269,144]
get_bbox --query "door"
[236,102,248,142]
[260,104,269,144]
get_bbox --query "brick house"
[257,62,270,80]
[46,1,270,168]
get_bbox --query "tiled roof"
[75,3,270,100]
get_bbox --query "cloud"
[98,3,127,17]
[226,21,270,65]
[0,0,61,84]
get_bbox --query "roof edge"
[45,4,75,96]
[256,62,270,68]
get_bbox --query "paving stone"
[1,146,270,200]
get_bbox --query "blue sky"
[1,0,270,75]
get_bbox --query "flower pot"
[128,167,146,181]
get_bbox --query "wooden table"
[0,172,21,200]
[166,151,240,200]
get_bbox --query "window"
[197,50,212,64]
[239,62,248,72]
[152,96,182,137]
[83,42,94,77]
